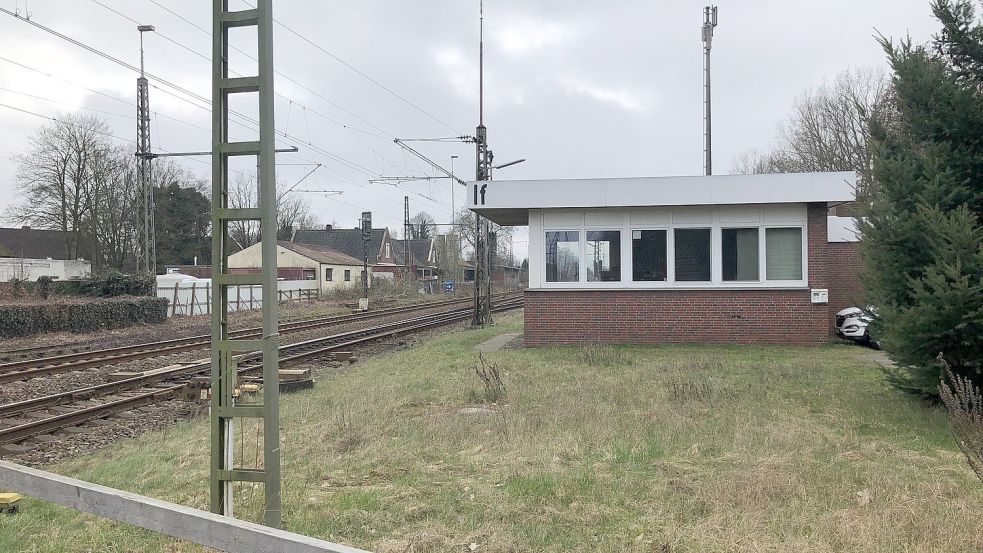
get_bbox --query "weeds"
[938,353,983,483]
[581,344,638,368]
[470,352,506,404]
[664,374,716,404]
[331,406,365,452]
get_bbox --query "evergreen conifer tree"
[862,0,983,395]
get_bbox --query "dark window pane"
[632,230,667,281]
[586,230,621,282]
[674,228,711,282]
[546,231,579,282]
[722,228,759,281]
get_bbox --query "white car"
[834,306,880,348]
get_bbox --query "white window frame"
[543,228,583,286]
[583,228,623,285]
[627,226,670,287]
[537,206,808,290]
[720,225,762,284]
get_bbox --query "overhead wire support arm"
[393,139,468,186]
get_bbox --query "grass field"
[2,312,982,552]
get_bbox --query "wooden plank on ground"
[0,460,370,553]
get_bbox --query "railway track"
[0,297,523,446]
[0,294,519,384]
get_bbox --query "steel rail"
[0,293,519,383]
[0,299,523,444]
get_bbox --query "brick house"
[468,172,858,346]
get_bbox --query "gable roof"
[292,228,388,264]
[277,241,365,266]
[392,238,437,268]
[0,227,71,260]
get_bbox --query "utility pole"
[136,24,155,274]
[403,196,410,281]
[210,0,280,528]
[473,0,493,326]
[450,154,459,288]
[702,4,719,176]
[361,211,371,310]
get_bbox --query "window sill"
[529,285,811,292]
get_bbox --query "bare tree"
[731,67,890,203]
[228,171,315,248]
[9,113,110,259]
[409,211,437,239]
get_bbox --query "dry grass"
[2,313,982,552]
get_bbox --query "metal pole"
[136,25,155,274]
[450,155,458,287]
[702,5,718,177]
[210,0,280,528]
[403,196,410,282]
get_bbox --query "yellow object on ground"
[0,492,23,513]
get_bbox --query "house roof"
[392,238,436,268]
[292,228,387,264]
[277,241,365,266]
[467,171,857,225]
[0,227,71,260]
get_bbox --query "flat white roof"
[467,171,856,225]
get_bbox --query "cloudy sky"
[0,0,941,261]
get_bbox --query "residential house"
[0,226,91,282]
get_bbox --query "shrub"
[0,297,168,338]
[469,352,506,404]
[50,271,156,298]
[939,353,983,483]
[35,275,53,299]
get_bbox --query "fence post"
[190,282,197,316]
[236,285,241,313]
[249,285,255,310]
[205,284,211,315]
[172,283,180,317]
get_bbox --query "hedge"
[48,272,156,298]
[0,297,169,338]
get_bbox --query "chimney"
[324,224,333,231]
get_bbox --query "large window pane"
[674,228,711,282]
[722,228,759,281]
[546,231,580,282]
[586,230,621,282]
[632,230,667,281]
[766,227,803,280]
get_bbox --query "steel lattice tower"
[210,0,281,528]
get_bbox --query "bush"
[35,275,53,299]
[50,271,156,298]
[0,297,168,338]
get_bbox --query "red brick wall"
[827,241,865,316]
[523,202,833,347]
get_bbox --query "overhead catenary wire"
[1,5,459,221]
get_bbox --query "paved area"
[476,332,522,353]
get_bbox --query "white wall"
[0,258,91,282]
[828,216,861,243]
[528,204,809,290]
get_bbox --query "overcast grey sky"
[0,0,940,261]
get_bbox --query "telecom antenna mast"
[210,0,281,528]
[702,5,718,176]
[136,24,155,273]
[474,0,493,326]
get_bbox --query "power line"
[239,0,461,135]
[1,6,459,219]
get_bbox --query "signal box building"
[468,172,857,346]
